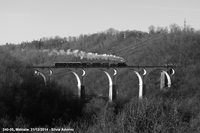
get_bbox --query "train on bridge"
[54,62,127,67]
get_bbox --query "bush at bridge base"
[74,96,197,133]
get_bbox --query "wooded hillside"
[0,24,200,132]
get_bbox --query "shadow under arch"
[53,68,86,101]
[127,69,144,99]
[115,69,141,99]
[143,68,172,97]
[34,70,47,86]
[83,68,115,102]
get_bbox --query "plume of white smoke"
[42,49,125,62]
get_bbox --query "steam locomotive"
[54,62,127,67]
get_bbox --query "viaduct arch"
[33,67,175,103]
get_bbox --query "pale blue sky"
[0,0,200,45]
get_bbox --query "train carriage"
[54,62,127,68]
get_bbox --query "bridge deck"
[26,65,178,69]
